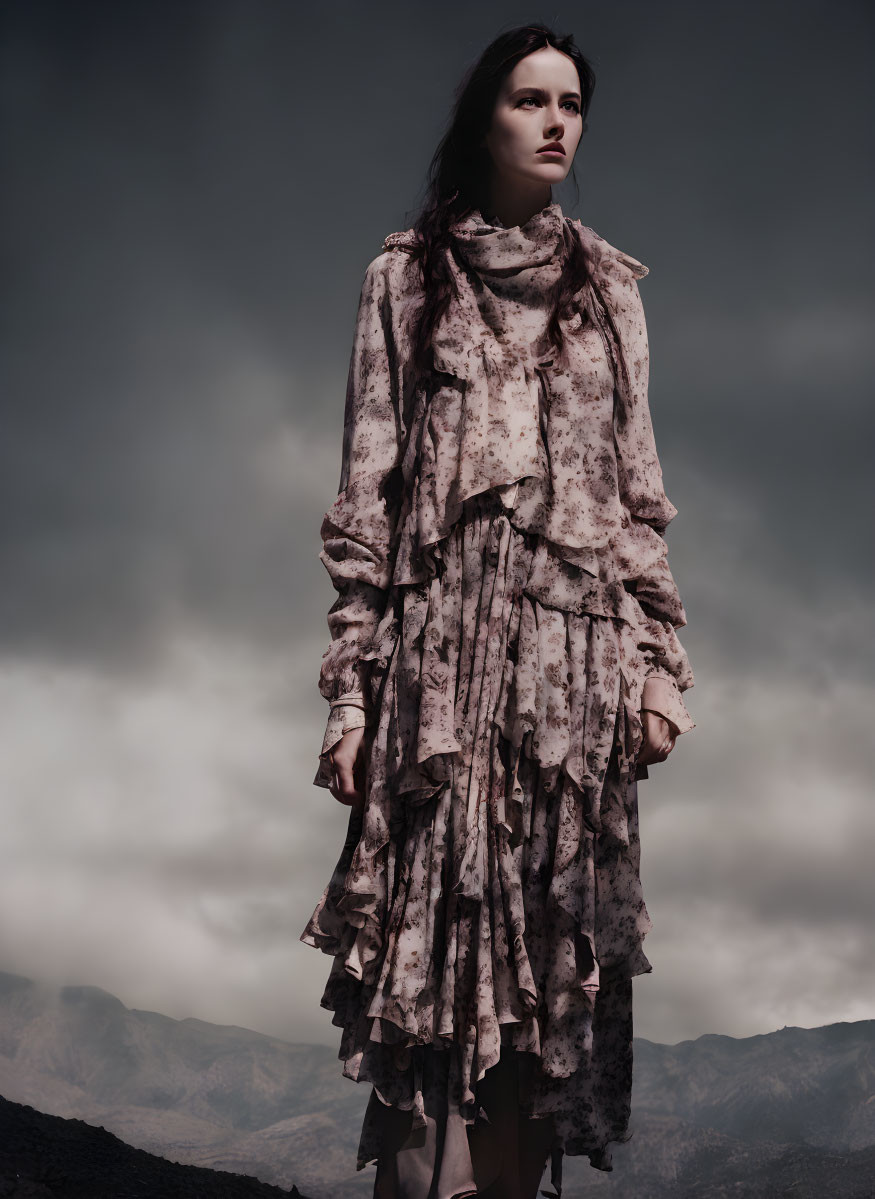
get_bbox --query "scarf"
[389,199,679,586]
[429,200,569,506]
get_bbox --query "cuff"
[321,703,367,756]
[641,671,696,736]
[313,701,368,789]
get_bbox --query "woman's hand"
[327,725,366,808]
[637,709,677,767]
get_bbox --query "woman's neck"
[481,183,554,230]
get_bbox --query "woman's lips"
[537,148,565,157]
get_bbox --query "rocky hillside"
[1,969,874,1197]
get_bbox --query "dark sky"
[1,0,873,1051]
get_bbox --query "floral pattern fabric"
[300,201,695,1188]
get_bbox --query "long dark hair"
[405,23,598,378]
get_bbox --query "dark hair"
[405,23,597,378]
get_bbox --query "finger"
[330,761,353,804]
[334,758,362,806]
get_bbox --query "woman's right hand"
[637,709,678,767]
[327,725,366,808]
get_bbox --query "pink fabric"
[370,1044,564,1198]
[302,200,695,1180]
[303,498,652,1176]
[641,671,696,735]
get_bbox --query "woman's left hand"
[637,709,677,767]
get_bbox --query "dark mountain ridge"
[1,1091,312,1198]
[1,969,873,1198]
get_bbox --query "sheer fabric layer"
[300,494,654,1178]
[313,212,696,767]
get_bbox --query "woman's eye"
[518,97,581,114]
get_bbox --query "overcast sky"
[1,0,873,1055]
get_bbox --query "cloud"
[1,0,872,1052]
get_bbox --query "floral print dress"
[300,202,695,1197]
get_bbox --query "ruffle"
[299,495,654,1173]
[304,204,691,1174]
[384,221,683,631]
[409,200,565,530]
[357,1030,637,1193]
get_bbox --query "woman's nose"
[544,110,565,135]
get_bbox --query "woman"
[300,22,696,1199]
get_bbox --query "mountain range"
[0,969,873,1197]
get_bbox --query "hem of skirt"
[313,974,650,1178]
[352,1123,636,1181]
[299,923,653,977]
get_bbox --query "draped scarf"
[429,200,568,507]
[388,199,679,585]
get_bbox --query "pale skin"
[327,45,676,807]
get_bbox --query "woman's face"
[483,46,583,191]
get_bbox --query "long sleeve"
[620,528,696,738]
[628,578,696,736]
[599,250,696,739]
[313,252,408,785]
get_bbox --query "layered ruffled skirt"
[300,491,655,1195]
